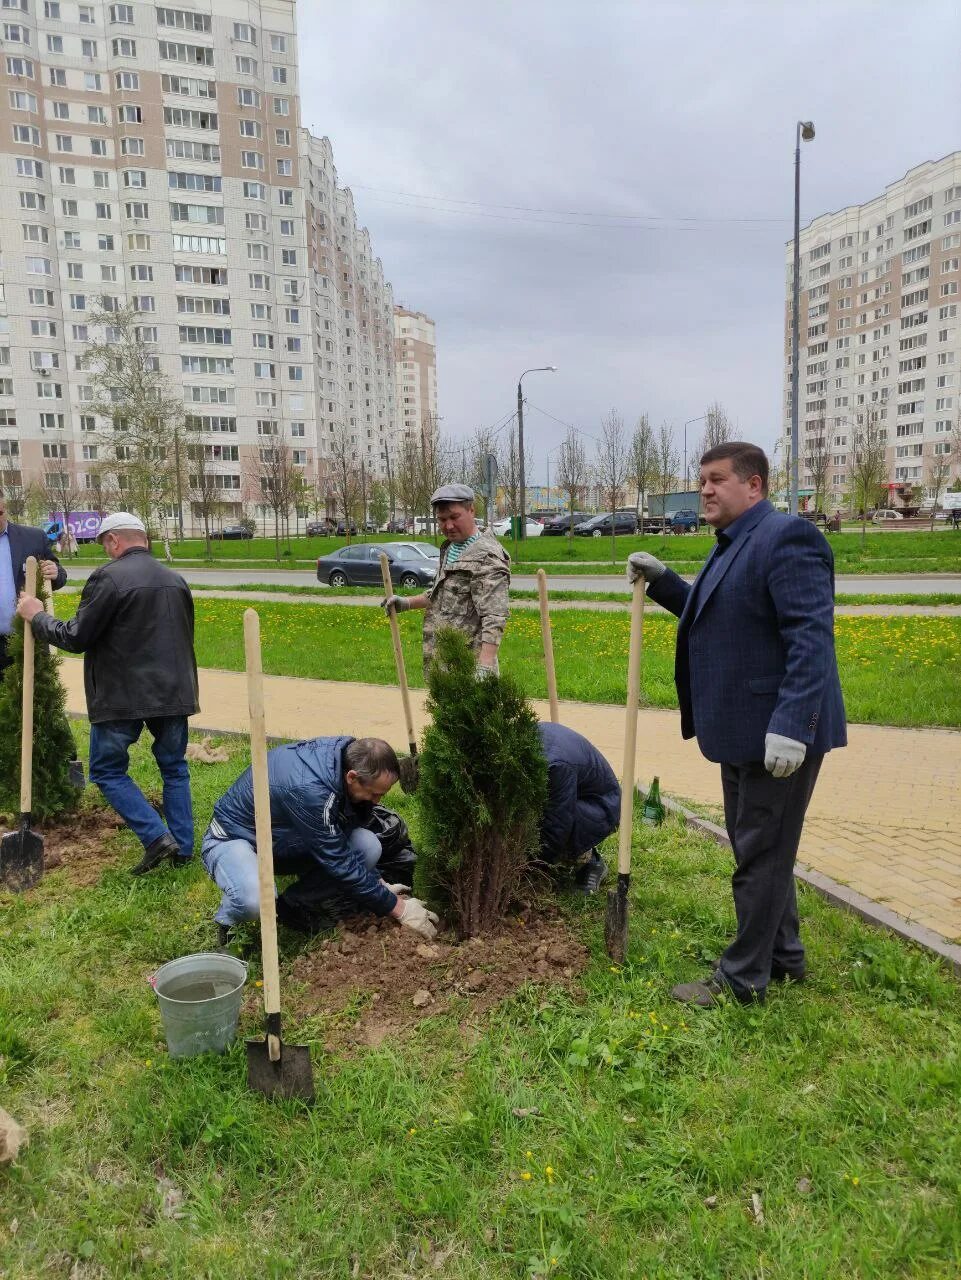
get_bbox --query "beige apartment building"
[0,0,397,529]
[784,151,961,510]
[393,304,436,446]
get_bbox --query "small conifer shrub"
[416,629,547,937]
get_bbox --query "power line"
[349,183,790,227]
[526,402,598,443]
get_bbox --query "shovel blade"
[246,1038,315,1102]
[0,824,44,893]
[398,753,419,794]
[604,875,630,963]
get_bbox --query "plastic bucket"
[151,952,248,1058]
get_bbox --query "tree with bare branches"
[594,409,629,563]
[628,414,657,519]
[849,410,889,537]
[41,463,82,559]
[248,439,298,560]
[328,421,362,543]
[803,428,831,514]
[654,423,680,527]
[555,426,588,541]
[82,304,186,538]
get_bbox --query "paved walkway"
[56,659,961,949]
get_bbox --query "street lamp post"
[517,365,557,538]
[683,414,708,492]
[791,119,816,517]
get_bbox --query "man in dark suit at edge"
[628,442,846,1007]
[0,494,67,678]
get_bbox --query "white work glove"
[764,733,807,779]
[384,882,412,896]
[398,897,440,941]
[380,594,409,614]
[626,552,667,585]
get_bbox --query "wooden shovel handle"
[616,580,645,877]
[537,570,560,721]
[20,557,36,815]
[379,553,417,752]
[243,608,281,1060]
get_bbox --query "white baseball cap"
[96,511,146,540]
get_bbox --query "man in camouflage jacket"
[381,484,511,675]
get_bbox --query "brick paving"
[57,659,961,946]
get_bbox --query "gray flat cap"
[430,483,475,506]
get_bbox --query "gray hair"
[344,737,400,783]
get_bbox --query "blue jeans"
[201,826,381,926]
[88,716,194,859]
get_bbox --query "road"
[63,565,961,596]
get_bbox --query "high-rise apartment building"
[0,0,396,527]
[394,305,436,444]
[784,151,961,509]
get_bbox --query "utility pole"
[791,120,816,516]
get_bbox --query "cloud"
[298,0,961,479]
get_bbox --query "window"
[68,293,86,310]
[247,241,268,260]
[28,288,53,305]
[291,421,305,438]
[6,57,34,77]
[233,22,256,42]
[281,248,297,266]
[22,222,48,242]
[285,307,299,324]
[157,7,211,32]
[71,325,88,341]
[172,233,226,254]
[116,71,139,90]
[81,39,98,57]
[121,137,145,156]
[16,157,42,178]
[270,34,287,53]
[273,96,289,116]
[19,190,45,210]
[945,211,961,227]
[91,138,107,157]
[26,256,52,274]
[175,264,226,285]
[164,106,217,130]
[83,73,102,91]
[129,264,153,281]
[181,355,232,374]
[124,201,148,219]
[131,295,154,312]
[118,104,143,124]
[277,188,293,206]
[159,40,214,66]
[123,169,147,188]
[286,336,302,352]
[78,4,94,20]
[169,171,221,192]
[235,56,257,75]
[941,282,959,297]
[66,262,83,279]
[95,202,113,220]
[254,362,275,378]
[287,365,303,382]
[272,66,288,85]
[47,34,64,52]
[279,219,294,236]
[13,124,41,145]
[243,181,266,199]
[241,151,263,170]
[250,303,271,319]
[171,202,224,225]
[166,138,220,162]
[43,0,59,13]
[252,332,273,348]
[30,319,57,336]
[237,87,261,107]
[239,119,261,138]
[275,128,291,147]
[178,295,229,315]
[185,415,236,433]
[110,3,134,20]
[179,325,231,344]
[162,72,216,99]
[62,231,79,249]
[248,273,270,290]
[184,385,234,405]
[36,382,63,399]
[3,23,28,42]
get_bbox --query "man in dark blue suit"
[628,442,846,1006]
[0,494,67,677]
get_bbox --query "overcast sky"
[299,2,961,485]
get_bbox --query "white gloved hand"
[764,733,807,779]
[398,896,440,940]
[380,594,409,614]
[384,882,412,896]
[626,552,667,585]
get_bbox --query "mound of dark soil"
[36,807,125,886]
[285,909,589,1048]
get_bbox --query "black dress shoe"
[671,976,763,1007]
[770,964,807,984]
[130,832,180,876]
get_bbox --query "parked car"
[210,524,254,540]
[306,520,334,536]
[574,511,638,538]
[798,510,828,527]
[872,508,904,522]
[385,518,408,534]
[492,517,544,537]
[669,509,700,532]
[335,519,358,536]
[390,541,440,561]
[317,543,438,589]
[541,511,593,535]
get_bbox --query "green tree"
[368,480,389,531]
[0,563,78,821]
[416,630,547,937]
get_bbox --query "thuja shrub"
[0,564,78,822]
[416,628,547,938]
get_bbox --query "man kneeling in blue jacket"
[202,735,438,945]
[538,723,621,894]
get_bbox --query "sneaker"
[574,850,608,896]
[130,831,180,876]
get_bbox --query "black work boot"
[130,831,180,876]
[574,849,608,895]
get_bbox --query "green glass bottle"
[643,776,666,826]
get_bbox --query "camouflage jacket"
[422,529,511,669]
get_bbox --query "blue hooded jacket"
[212,735,396,916]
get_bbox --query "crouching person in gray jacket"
[202,735,438,946]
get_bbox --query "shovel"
[0,557,44,893]
[379,552,419,792]
[242,608,315,1102]
[536,569,559,723]
[605,578,644,962]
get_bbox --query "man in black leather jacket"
[18,511,199,874]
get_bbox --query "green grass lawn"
[2,724,960,1278]
[49,594,961,729]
